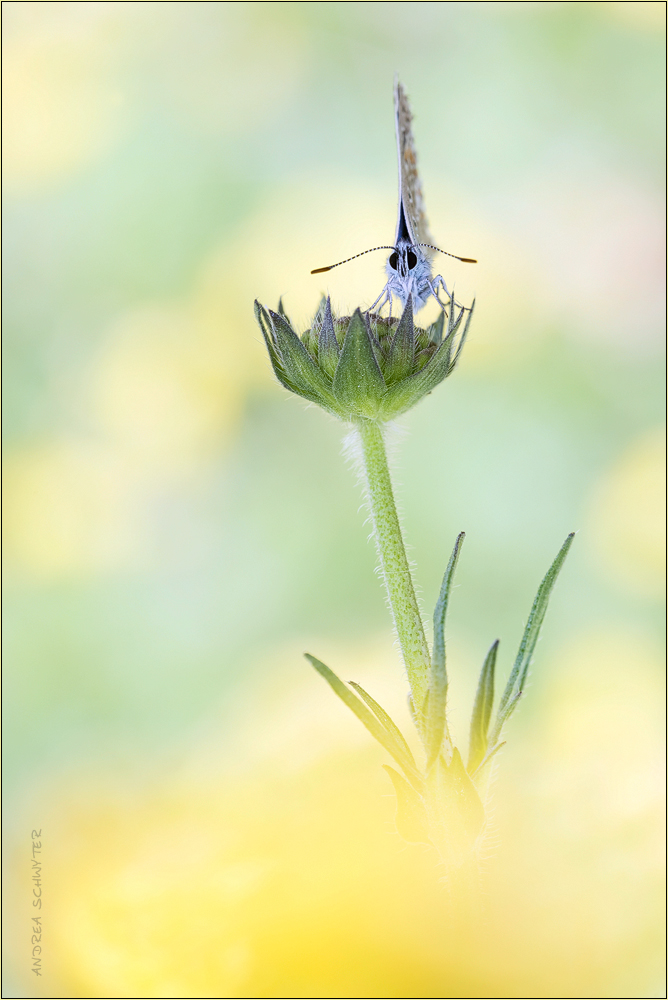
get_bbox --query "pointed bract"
[377,308,464,419]
[426,310,445,347]
[254,300,295,393]
[268,309,338,410]
[332,309,387,417]
[448,300,474,374]
[384,295,415,385]
[317,297,340,378]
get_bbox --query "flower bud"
[254,295,473,422]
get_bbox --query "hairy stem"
[354,419,431,718]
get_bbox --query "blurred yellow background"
[3,3,665,997]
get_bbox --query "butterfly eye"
[407,250,418,270]
[389,252,399,270]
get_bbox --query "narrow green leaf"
[277,297,289,319]
[332,309,387,417]
[467,639,499,774]
[489,533,575,745]
[306,654,421,788]
[382,765,431,844]
[470,740,506,778]
[383,295,415,384]
[424,533,465,769]
[348,681,420,782]
[432,532,465,680]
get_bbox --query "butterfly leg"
[429,274,453,309]
[431,274,472,315]
[368,285,399,319]
[368,286,390,314]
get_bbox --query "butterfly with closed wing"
[311,79,476,315]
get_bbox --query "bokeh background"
[3,3,665,997]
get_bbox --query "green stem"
[354,419,431,716]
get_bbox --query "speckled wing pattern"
[394,79,434,254]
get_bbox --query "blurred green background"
[3,3,665,997]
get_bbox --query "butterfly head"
[387,240,421,278]
[384,239,434,309]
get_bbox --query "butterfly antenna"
[311,246,397,274]
[418,244,477,264]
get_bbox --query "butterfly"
[312,78,476,314]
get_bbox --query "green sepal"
[254,300,278,359]
[364,313,387,372]
[305,654,421,788]
[254,300,300,395]
[426,310,445,347]
[425,531,464,769]
[268,309,339,410]
[467,639,498,774]
[317,297,340,379]
[413,348,434,372]
[348,681,421,788]
[332,309,387,417]
[383,296,415,385]
[257,301,318,399]
[310,295,327,328]
[447,300,474,374]
[382,765,431,844]
[301,297,328,361]
[489,532,575,746]
[377,308,463,418]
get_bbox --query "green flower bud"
[254,295,474,422]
